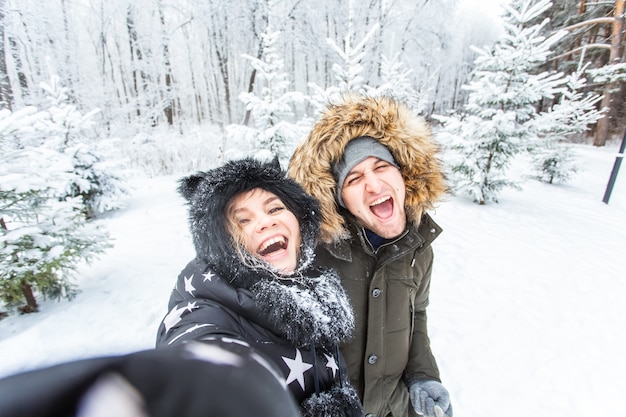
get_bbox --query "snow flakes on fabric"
[301,384,364,417]
[252,270,354,347]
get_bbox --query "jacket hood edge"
[288,94,448,244]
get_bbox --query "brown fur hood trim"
[288,94,447,244]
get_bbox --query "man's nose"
[363,171,384,192]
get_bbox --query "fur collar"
[288,94,448,243]
[250,268,354,348]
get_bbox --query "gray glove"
[409,380,453,417]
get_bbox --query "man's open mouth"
[258,236,288,256]
[369,196,394,218]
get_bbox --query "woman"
[156,157,363,417]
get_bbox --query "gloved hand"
[409,380,453,417]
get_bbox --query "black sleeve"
[155,293,243,347]
[0,341,300,417]
[155,259,247,347]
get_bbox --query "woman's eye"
[269,206,285,214]
[237,218,250,225]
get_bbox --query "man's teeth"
[370,196,391,206]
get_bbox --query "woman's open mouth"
[258,236,288,256]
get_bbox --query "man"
[288,94,452,417]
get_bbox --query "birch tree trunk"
[209,6,232,126]
[242,0,266,126]
[157,0,174,125]
[182,24,203,124]
[0,0,13,110]
[127,5,143,118]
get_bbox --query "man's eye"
[375,163,389,171]
[346,175,362,186]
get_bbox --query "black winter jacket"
[0,341,301,417]
[157,258,361,416]
[157,158,363,417]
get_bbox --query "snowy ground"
[1,142,625,417]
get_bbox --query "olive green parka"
[288,94,448,417]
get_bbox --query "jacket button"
[365,414,374,417]
[372,288,382,298]
[430,228,436,234]
[368,354,378,364]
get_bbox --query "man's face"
[340,156,406,239]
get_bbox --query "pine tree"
[0,85,113,315]
[0,184,111,313]
[238,22,307,161]
[529,63,602,183]
[437,0,569,204]
[308,19,379,111]
[66,145,129,218]
[369,53,429,115]
[41,76,129,217]
[326,23,379,94]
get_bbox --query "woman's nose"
[256,213,276,231]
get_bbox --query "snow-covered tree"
[0,182,111,314]
[308,17,379,112]
[0,107,111,314]
[238,23,307,161]
[41,76,128,217]
[587,62,626,85]
[529,63,603,183]
[66,145,129,218]
[436,0,570,204]
[40,76,100,146]
[368,52,431,115]
[328,23,379,94]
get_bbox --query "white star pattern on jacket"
[324,353,339,378]
[183,342,243,366]
[168,323,215,345]
[282,348,312,390]
[183,274,196,295]
[162,301,198,333]
[202,271,215,282]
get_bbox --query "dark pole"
[602,128,626,204]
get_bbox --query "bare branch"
[561,17,615,32]
[550,43,612,60]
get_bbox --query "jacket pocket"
[384,280,412,375]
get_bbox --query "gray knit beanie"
[333,136,399,208]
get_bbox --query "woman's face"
[228,188,301,274]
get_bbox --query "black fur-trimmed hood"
[178,157,321,287]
